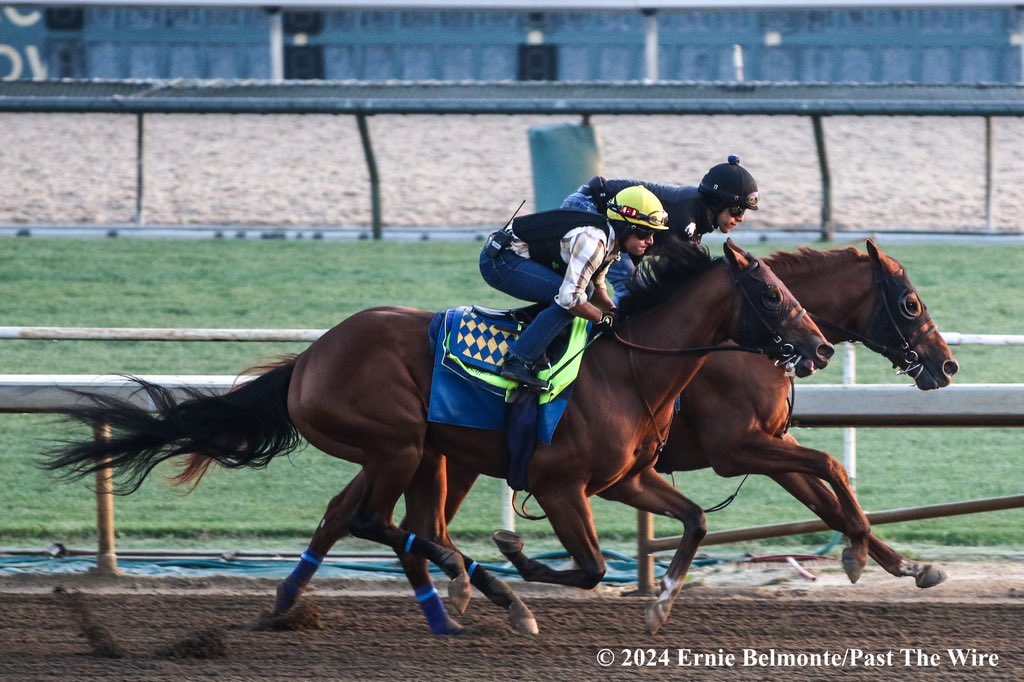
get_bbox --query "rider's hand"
[593,309,616,334]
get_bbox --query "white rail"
[2,374,1023,425]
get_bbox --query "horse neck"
[616,264,738,407]
[775,253,875,344]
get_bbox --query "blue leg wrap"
[415,584,452,635]
[275,548,324,611]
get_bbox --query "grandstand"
[1,2,1022,83]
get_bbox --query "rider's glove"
[593,310,617,334]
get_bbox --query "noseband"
[811,263,937,377]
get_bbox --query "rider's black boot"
[500,357,549,391]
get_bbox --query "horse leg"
[275,462,537,636]
[600,469,705,636]
[491,486,607,589]
[395,454,467,633]
[397,527,539,635]
[273,473,366,614]
[398,462,538,634]
[446,465,537,627]
[711,431,871,583]
[345,457,538,637]
[771,472,948,588]
[346,460,467,583]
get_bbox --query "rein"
[611,332,770,356]
[625,335,672,457]
[609,259,808,363]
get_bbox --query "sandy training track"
[2,113,1024,233]
[2,560,1021,681]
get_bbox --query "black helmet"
[698,155,759,212]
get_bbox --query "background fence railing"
[3,81,1024,238]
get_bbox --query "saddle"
[448,303,577,388]
[427,304,594,491]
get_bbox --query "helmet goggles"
[607,200,668,229]
[628,225,658,240]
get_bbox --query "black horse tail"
[41,360,300,495]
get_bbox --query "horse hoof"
[430,617,464,636]
[644,600,671,636]
[509,598,539,636]
[273,579,300,613]
[841,547,866,584]
[448,572,472,615]
[492,529,524,556]
[915,564,949,589]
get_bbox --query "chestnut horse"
[655,239,958,586]
[43,239,833,636]
[271,239,957,634]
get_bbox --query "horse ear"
[866,238,901,275]
[866,238,881,260]
[723,238,754,271]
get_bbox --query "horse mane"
[763,245,865,278]
[617,237,716,317]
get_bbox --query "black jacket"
[585,176,712,243]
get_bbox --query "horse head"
[723,240,834,378]
[862,239,959,389]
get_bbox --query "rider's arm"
[556,226,609,321]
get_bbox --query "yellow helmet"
[606,185,669,231]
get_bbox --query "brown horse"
[42,239,833,636]
[278,239,957,634]
[655,239,958,585]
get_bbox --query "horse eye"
[762,287,783,310]
[900,293,922,318]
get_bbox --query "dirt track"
[2,560,1021,681]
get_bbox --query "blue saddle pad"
[426,306,576,445]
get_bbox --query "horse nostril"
[943,360,959,377]
[817,343,835,361]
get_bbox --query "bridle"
[810,262,937,378]
[611,258,811,373]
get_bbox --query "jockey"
[480,185,669,391]
[562,155,759,300]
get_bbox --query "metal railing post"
[502,484,515,532]
[636,510,655,594]
[356,114,382,240]
[91,420,122,576]
[843,343,857,491]
[812,114,833,241]
[134,113,145,227]
[984,116,994,232]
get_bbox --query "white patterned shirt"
[510,223,621,309]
